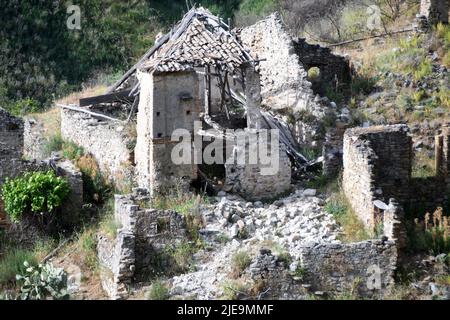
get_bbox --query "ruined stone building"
[343,124,450,246]
[60,8,351,200]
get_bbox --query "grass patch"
[231,251,252,278]
[412,150,435,178]
[307,173,339,194]
[325,190,372,242]
[74,227,98,271]
[221,279,250,300]
[43,133,64,157]
[146,280,169,300]
[98,199,120,239]
[0,249,38,287]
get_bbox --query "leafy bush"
[0,249,38,286]
[16,261,69,300]
[1,171,70,222]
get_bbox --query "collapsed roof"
[108,6,254,94]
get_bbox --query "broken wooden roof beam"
[57,104,124,123]
[79,89,132,107]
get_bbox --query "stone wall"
[240,13,333,146]
[343,125,412,229]
[98,190,187,299]
[61,108,134,189]
[0,108,24,186]
[420,0,449,25]
[298,240,397,297]
[224,130,292,201]
[1,109,83,230]
[293,38,352,96]
[322,126,347,176]
[23,118,48,161]
[343,124,450,231]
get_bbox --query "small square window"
[157,133,162,138]
[156,112,161,117]
[186,110,191,115]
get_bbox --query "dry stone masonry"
[224,131,292,201]
[420,0,449,25]
[0,108,24,185]
[298,240,398,297]
[240,13,344,147]
[343,125,412,230]
[61,108,134,190]
[23,118,48,161]
[343,124,450,243]
[97,190,187,299]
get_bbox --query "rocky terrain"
[147,188,342,300]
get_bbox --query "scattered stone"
[303,189,317,197]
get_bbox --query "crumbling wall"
[98,191,187,299]
[293,38,352,96]
[61,108,134,188]
[322,126,347,177]
[23,118,48,160]
[135,71,199,195]
[299,240,397,297]
[249,249,304,300]
[97,231,135,300]
[343,125,412,228]
[240,13,333,146]
[0,108,24,185]
[420,0,449,25]
[224,130,291,201]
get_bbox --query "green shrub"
[62,141,85,161]
[1,171,70,222]
[5,98,41,117]
[0,249,38,286]
[44,134,64,157]
[169,241,196,273]
[75,228,98,271]
[16,261,69,300]
[231,251,252,276]
[147,280,169,300]
[307,67,321,81]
